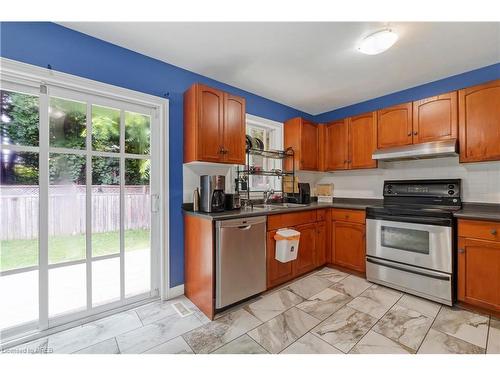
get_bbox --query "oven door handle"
[368,214,452,226]
[366,257,451,281]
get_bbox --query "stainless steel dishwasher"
[216,216,267,309]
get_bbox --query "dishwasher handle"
[237,225,252,230]
[217,216,266,229]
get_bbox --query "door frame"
[0,57,169,344]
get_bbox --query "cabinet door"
[223,93,246,165]
[197,85,224,162]
[377,103,413,149]
[293,223,317,276]
[413,92,457,144]
[266,230,295,289]
[315,221,326,267]
[459,80,500,163]
[324,120,349,170]
[457,237,500,311]
[300,121,319,170]
[332,221,366,272]
[349,112,377,169]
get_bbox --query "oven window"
[381,226,430,254]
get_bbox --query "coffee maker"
[200,175,225,213]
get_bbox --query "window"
[240,114,283,196]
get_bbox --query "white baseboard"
[167,284,185,299]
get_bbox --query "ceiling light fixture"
[358,29,398,55]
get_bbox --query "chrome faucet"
[263,188,275,205]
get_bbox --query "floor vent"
[172,301,194,318]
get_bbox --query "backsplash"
[314,157,500,203]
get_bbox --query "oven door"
[366,218,452,273]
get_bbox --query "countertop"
[453,202,500,221]
[182,198,383,221]
[183,199,500,222]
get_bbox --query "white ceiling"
[59,22,500,115]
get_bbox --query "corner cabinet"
[284,117,320,171]
[184,83,246,164]
[459,80,500,163]
[457,219,500,313]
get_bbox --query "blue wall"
[314,62,500,123]
[0,22,311,287]
[2,22,499,288]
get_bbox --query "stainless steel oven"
[365,179,461,306]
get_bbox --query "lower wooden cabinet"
[292,223,317,276]
[457,219,500,312]
[266,230,295,289]
[331,209,366,273]
[266,210,327,289]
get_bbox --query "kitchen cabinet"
[293,223,317,276]
[330,208,366,273]
[323,113,377,171]
[266,210,326,289]
[284,117,320,171]
[267,229,295,289]
[459,80,500,163]
[324,119,349,170]
[349,112,378,169]
[377,103,413,149]
[184,83,246,164]
[457,219,500,312]
[413,92,457,143]
[316,221,326,267]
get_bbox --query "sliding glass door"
[1,80,161,338]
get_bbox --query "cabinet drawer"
[331,208,366,224]
[267,210,317,231]
[316,209,326,221]
[458,219,500,242]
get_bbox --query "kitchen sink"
[252,203,310,210]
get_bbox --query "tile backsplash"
[313,157,500,203]
[184,157,500,204]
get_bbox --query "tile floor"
[4,266,500,354]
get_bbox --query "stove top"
[366,179,462,223]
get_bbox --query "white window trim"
[242,114,284,197]
[246,113,283,150]
[0,58,170,345]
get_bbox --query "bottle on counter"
[193,188,200,211]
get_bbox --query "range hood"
[372,139,458,161]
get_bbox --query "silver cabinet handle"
[491,229,498,235]
[458,248,465,254]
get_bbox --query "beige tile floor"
[4,267,500,354]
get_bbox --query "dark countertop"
[183,199,500,222]
[453,202,500,221]
[183,198,383,221]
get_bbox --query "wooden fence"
[1,185,150,240]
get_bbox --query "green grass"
[0,229,149,272]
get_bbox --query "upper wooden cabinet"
[284,117,320,171]
[459,80,500,163]
[377,103,413,149]
[184,83,246,164]
[413,92,458,143]
[323,112,377,171]
[324,119,349,170]
[349,112,378,169]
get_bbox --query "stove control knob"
[448,184,455,189]
[448,190,455,195]
[387,189,393,194]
